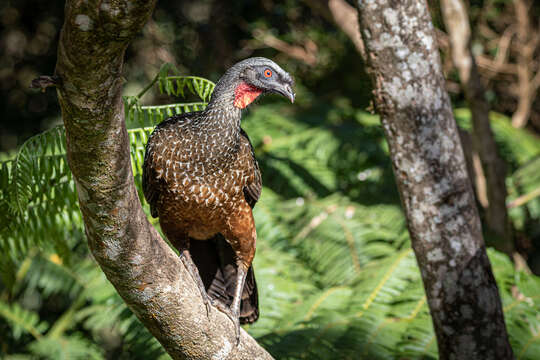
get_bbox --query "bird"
[142,57,294,342]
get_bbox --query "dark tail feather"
[189,234,259,324]
[239,266,258,323]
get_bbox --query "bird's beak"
[274,83,295,103]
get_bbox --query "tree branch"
[355,0,514,358]
[54,1,272,358]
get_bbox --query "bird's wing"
[142,141,162,218]
[239,128,262,208]
[142,113,194,218]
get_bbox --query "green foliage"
[454,108,540,170]
[124,63,215,129]
[454,107,540,237]
[0,300,48,340]
[28,336,104,360]
[1,68,539,359]
[507,156,540,234]
[0,126,80,290]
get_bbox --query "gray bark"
[440,0,513,256]
[355,1,514,359]
[53,1,272,359]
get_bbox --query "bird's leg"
[230,262,248,345]
[222,209,257,345]
[198,260,248,345]
[208,297,241,340]
[178,248,212,317]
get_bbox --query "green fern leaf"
[0,300,48,340]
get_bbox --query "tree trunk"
[440,0,513,255]
[53,1,272,359]
[355,1,514,358]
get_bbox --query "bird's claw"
[178,250,243,345]
[211,300,241,346]
[233,316,241,346]
[228,310,241,346]
[202,293,212,318]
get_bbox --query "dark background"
[0,0,372,153]
[2,0,539,150]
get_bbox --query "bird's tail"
[189,234,259,324]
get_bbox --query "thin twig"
[507,187,540,209]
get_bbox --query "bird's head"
[213,57,295,109]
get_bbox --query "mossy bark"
[54,1,272,359]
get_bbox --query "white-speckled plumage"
[142,58,294,327]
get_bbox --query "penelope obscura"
[142,57,294,342]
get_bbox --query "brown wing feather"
[142,113,195,218]
[142,151,161,218]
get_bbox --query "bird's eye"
[263,69,272,78]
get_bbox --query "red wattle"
[234,82,263,109]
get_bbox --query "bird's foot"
[211,300,241,346]
[201,292,212,318]
[233,315,241,346]
[179,251,212,318]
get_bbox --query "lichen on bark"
[355,0,514,358]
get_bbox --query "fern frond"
[23,254,84,298]
[125,102,209,128]
[454,108,540,168]
[507,156,540,231]
[123,63,215,129]
[158,76,215,102]
[0,300,48,340]
[8,126,68,214]
[28,335,104,360]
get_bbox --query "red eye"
[264,69,272,78]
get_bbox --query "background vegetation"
[1,0,539,358]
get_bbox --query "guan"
[142,57,294,342]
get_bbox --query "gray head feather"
[211,57,295,105]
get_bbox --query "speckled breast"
[144,117,257,239]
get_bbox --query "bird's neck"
[203,87,242,130]
[197,87,244,160]
[197,79,262,161]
